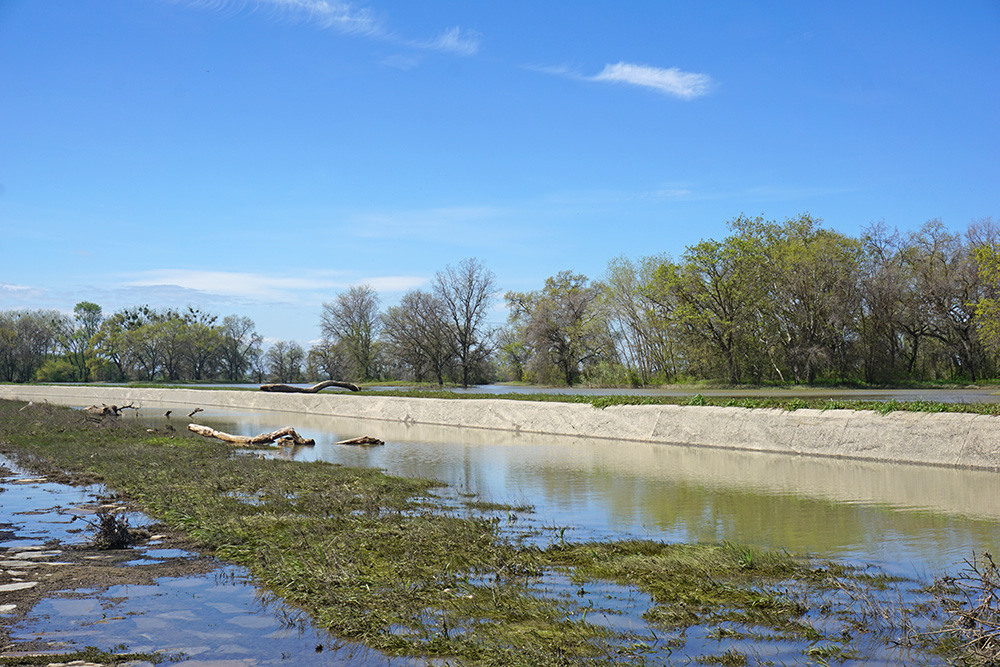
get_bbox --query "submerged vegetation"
[0,399,994,665]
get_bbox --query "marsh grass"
[0,400,976,665]
[0,644,169,665]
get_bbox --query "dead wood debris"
[83,404,137,421]
[335,436,384,446]
[259,380,362,393]
[187,423,316,446]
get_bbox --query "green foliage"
[33,357,77,382]
[686,393,706,406]
[505,270,611,386]
[367,388,1000,417]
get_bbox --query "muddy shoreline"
[0,457,220,658]
[2,385,999,471]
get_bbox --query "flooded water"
[10,398,1000,664]
[150,405,1000,579]
[0,455,425,665]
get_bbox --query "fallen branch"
[260,380,361,393]
[335,436,384,446]
[83,404,137,421]
[187,423,315,446]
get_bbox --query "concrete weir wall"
[2,385,1000,471]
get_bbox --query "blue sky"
[2,1,998,344]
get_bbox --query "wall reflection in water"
[158,406,1000,574]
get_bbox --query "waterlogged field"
[0,399,996,666]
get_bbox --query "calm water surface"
[135,404,1000,578]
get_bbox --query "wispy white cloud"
[180,1,481,60]
[528,61,713,100]
[591,63,712,99]
[417,26,481,56]
[1,282,33,292]
[181,0,382,36]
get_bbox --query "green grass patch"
[355,388,1000,416]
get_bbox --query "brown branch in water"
[259,380,362,393]
[187,423,315,446]
[335,436,384,446]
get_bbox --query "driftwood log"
[83,404,137,421]
[187,424,315,447]
[335,436,384,446]
[260,380,361,393]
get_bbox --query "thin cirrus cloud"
[591,63,713,99]
[126,270,426,300]
[180,0,382,35]
[417,26,481,56]
[180,1,480,56]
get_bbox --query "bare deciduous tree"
[433,258,496,388]
[264,340,305,383]
[381,290,454,385]
[320,284,381,381]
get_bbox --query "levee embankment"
[2,384,999,471]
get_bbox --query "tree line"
[3,214,999,387]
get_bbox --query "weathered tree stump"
[260,380,361,393]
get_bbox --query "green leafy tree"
[219,315,262,382]
[0,310,67,382]
[506,271,609,386]
[645,215,776,384]
[60,302,103,381]
[769,215,862,383]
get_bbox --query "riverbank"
[1,384,999,471]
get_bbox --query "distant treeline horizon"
[4,213,1000,388]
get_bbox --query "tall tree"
[264,340,305,383]
[57,302,103,382]
[320,284,381,381]
[603,254,676,385]
[0,310,66,382]
[434,258,496,388]
[769,215,862,383]
[219,315,262,382]
[858,223,910,383]
[181,308,222,381]
[906,220,986,380]
[506,271,609,386]
[645,215,775,384]
[381,290,454,385]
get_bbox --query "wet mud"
[0,458,412,666]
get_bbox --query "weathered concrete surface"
[2,385,999,471]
